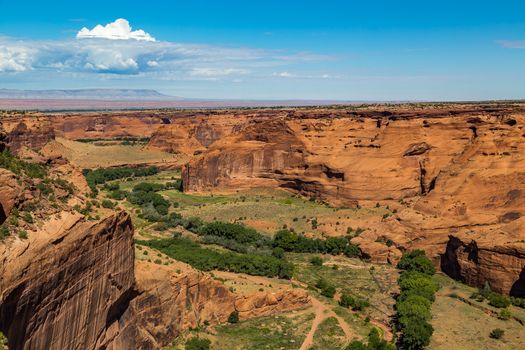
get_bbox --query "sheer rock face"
[0,169,20,224]
[146,114,250,155]
[6,121,55,154]
[0,212,136,350]
[441,235,525,296]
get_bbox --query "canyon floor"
[0,103,524,349]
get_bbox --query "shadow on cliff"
[440,236,465,282]
[510,267,525,298]
[0,202,6,225]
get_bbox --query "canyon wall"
[177,106,525,295]
[0,212,136,350]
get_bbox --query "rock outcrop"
[441,235,525,297]
[6,121,55,154]
[131,261,310,348]
[0,170,20,225]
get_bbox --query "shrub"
[22,212,33,224]
[489,328,504,339]
[345,328,395,350]
[0,331,7,350]
[272,247,285,259]
[339,293,369,311]
[498,308,511,320]
[0,150,47,178]
[315,278,336,298]
[310,256,324,266]
[488,293,510,308]
[36,182,53,196]
[185,337,211,350]
[101,199,115,209]
[510,296,525,308]
[0,226,9,240]
[18,230,28,239]
[228,311,239,324]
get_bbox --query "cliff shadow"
[440,236,464,282]
[0,202,6,225]
[510,267,525,298]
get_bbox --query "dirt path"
[299,297,353,350]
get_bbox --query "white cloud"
[190,68,248,77]
[0,45,34,72]
[497,40,525,49]
[0,20,332,81]
[77,18,156,41]
[273,71,295,78]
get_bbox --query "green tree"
[400,317,433,350]
[397,250,436,275]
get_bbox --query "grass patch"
[212,312,314,350]
[310,317,347,350]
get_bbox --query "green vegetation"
[228,311,239,324]
[310,256,324,266]
[0,331,7,350]
[137,236,294,279]
[498,308,511,320]
[83,166,159,192]
[429,273,525,350]
[273,229,361,257]
[397,250,436,275]
[510,296,525,308]
[339,293,370,311]
[470,284,511,309]
[310,317,346,350]
[211,312,314,350]
[395,250,437,350]
[184,337,211,350]
[0,149,47,178]
[76,136,150,145]
[489,328,504,339]
[315,278,337,298]
[345,328,395,350]
[128,182,171,217]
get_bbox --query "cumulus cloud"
[0,19,331,82]
[77,18,156,41]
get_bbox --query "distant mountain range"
[0,89,180,101]
[0,88,420,110]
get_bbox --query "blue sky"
[1,0,525,100]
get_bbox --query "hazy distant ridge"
[0,89,180,101]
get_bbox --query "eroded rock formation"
[132,261,310,348]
